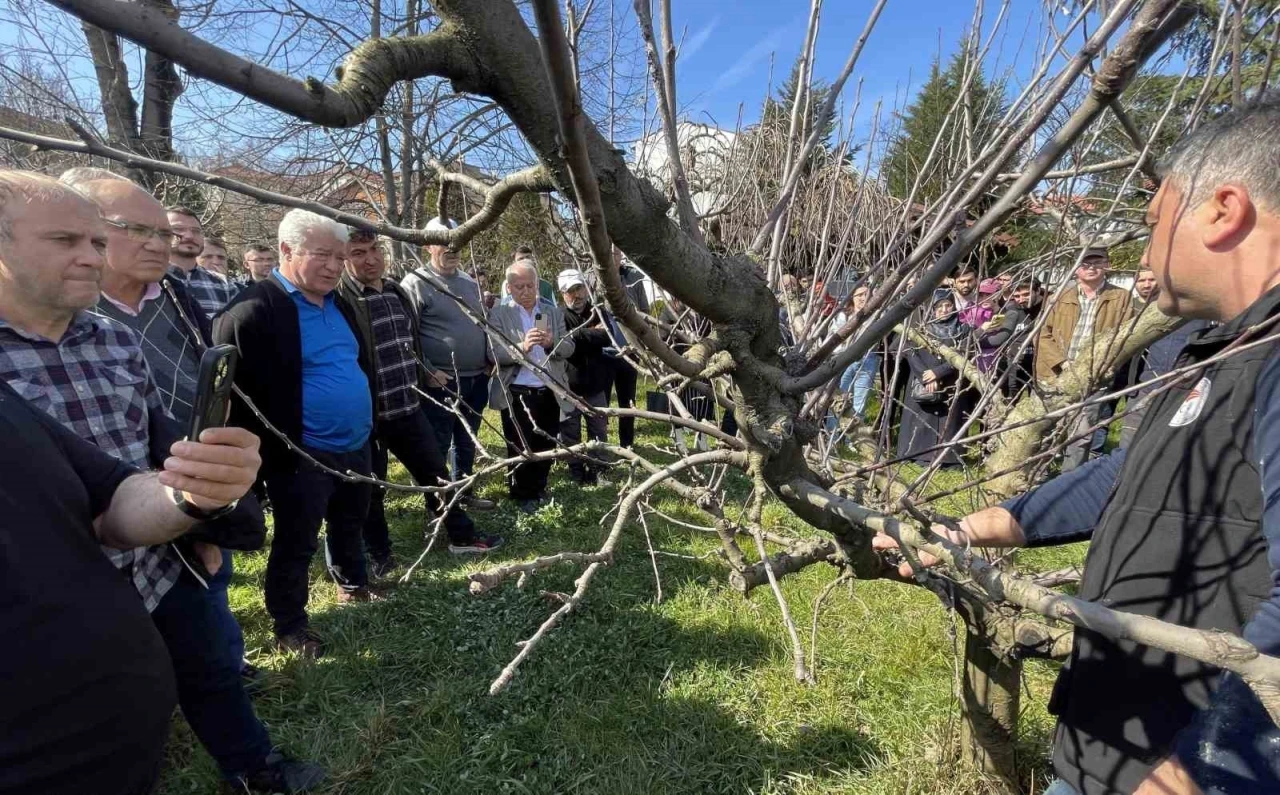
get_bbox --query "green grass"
[157,411,1084,794]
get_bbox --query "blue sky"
[664,0,1065,132]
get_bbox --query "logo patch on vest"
[1168,377,1211,427]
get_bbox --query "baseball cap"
[557,269,587,291]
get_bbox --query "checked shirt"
[0,312,181,611]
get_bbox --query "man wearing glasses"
[1035,247,1135,471]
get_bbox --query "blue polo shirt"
[272,270,372,453]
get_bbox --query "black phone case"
[188,345,239,441]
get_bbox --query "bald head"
[78,178,174,293]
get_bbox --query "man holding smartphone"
[0,170,323,793]
[488,259,575,512]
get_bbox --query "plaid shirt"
[360,285,421,421]
[168,264,236,318]
[0,312,181,611]
[1066,288,1102,362]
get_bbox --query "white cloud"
[681,15,721,61]
[709,27,790,94]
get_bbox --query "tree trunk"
[960,621,1023,793]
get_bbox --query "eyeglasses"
[104,218,179,245]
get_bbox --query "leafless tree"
[4,0,1280,789]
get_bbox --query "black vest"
[1050,288,1280,794]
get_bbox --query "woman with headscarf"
[895,295,976,467]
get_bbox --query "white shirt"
[513,302,550,388]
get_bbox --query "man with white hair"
[488,259,575,512]
[215,208,378,659]
[400,217,496,509]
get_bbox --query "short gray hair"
[1160,96,1280,212]
[0,170,90,244]
[58,167,130,189]
[505,259,538,284]
[277,208,348,254]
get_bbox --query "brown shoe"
[335,585,385,604]
[275,627,325,659]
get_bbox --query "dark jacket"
[212,276,374,476]
[563,301,615,397]
[335,271,430,412]
[1048,288,1280,795]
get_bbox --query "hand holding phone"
[187,345,239,442]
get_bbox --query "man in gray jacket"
[400,217,495,510]
[488,260,575,512]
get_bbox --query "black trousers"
[365,408,476,552]
[611,361,638,448]
[501,385,560,500]
[264,444,372,637]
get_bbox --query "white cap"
[425,216,457,233]
[557,268,587,291]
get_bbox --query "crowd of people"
[802,244,1175,471]
[6,96,1280,795]
[0,166,643,795]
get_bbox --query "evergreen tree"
[761,56,836,146]
[881,48,1006,204]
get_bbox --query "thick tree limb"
[984,303,1183,498]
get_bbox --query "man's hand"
[522,327,550,352]
[1134,757,1202,795]
[427,370,451,389]
[158,426,261,512]
[872,523,963,578]
[922,369,938,385]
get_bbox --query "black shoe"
[449,534,506,555]
[275,627,325,659]
[241,662,266,693]
[461,494,497,510]
[516,499,540,514]
[370,553,397,579]
[224,750,326,793]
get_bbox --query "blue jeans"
[422,373,490,478]
[1043,780,1079,795]
[206,549,246,665]
[151,569,272,777]
[840,352,880,418]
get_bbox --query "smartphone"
[989,313,1006,325]
[188,345,239,442]
[535,312,549,333]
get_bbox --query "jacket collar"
[1190,283,1280,345]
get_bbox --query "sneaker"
[461,494,497,510]
[274,628,325,659]
[335,584,385,604]
[223,750,326,793]
[449,534,506,555]
[241,661,266,693]
[369,553,397,579]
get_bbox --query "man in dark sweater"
[338,229,502,562]
[877,101,1280,795]
[557,268,615,485]
[215,209,377,660]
